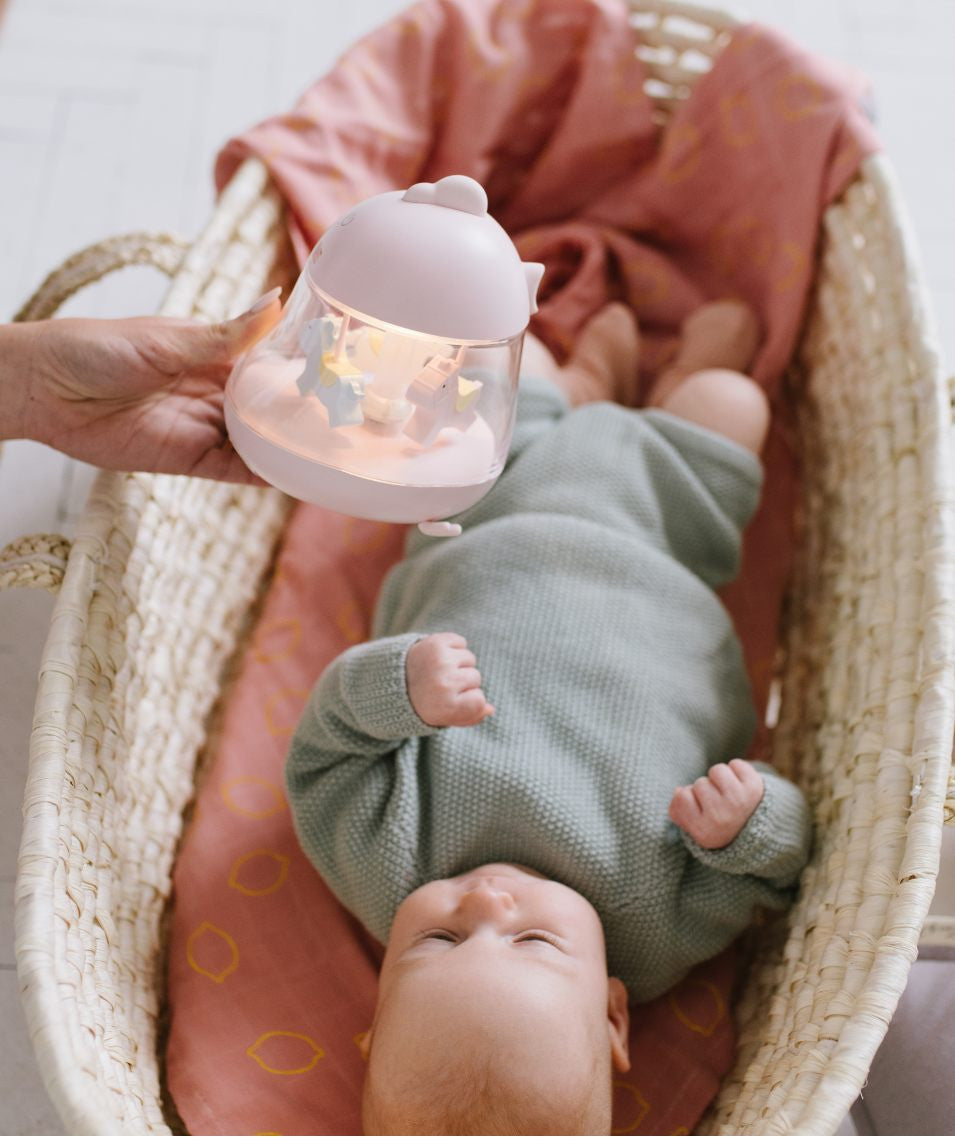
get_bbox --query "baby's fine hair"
[361,1044,611,1135]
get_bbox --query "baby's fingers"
[706,763,740,794]
[452,688,495,727]
[668,785,701,829]
[455,667,483,692]
[691,775,722,811]
[729,758,765,792]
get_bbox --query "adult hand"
[668,759,765,849]
[406,632,495,727]
[4,287,283,482]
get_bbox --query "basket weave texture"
[6,3,955,1134]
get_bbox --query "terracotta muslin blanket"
[166,3,880,1133]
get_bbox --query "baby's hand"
[406,633,495,728]
[668,760,765,850]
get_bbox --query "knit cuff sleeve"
[332,632,440,742]
[680,763,813,887]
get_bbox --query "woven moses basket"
[3,1,954,1133]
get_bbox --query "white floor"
[0,1,952,1133]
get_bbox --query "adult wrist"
[0,321,49,443]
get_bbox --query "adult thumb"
[186,287,284,369]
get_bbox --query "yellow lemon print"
[354,1030,370,1060]
[220,777,287,820]
[776,72,823,122]
[253,617,302,664]
[710,214,774,275]
[516,67,551,101]
[668,978,726,1036]
[464,31,511,83]
[400,14,423,42]
[284,114,314,134]
[247,1031,325,1076]
[660,123,701,185]
[336,599,366,644]
[611,1081,651,1134]
[830,138,862,187]
[719,92,758,148]
[623,257,670,305]
[343,517,394,555]
[263,687,310,738]
[774,240,808,293]
[722,26,762,60]
[186,922,239,984]
[228,850,291,897]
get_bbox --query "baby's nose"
[456,879,516,920]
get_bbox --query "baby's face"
[382,862,609,986]
[361,864,630,1130]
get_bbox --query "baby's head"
[360,863,630,1135]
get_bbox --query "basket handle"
[0,230,190,593]
[12,230,189,322]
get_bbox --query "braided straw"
[13,232,189,323]
[0,534,72,592]
[697,152,955,1136]
[14,158,295,1134]
[10,2,955,1133]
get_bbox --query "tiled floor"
[0,1,952,1133]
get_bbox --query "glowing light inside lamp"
[224,174,544,536]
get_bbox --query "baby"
[286,301,812,1136]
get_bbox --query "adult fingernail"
[243,287,282,316]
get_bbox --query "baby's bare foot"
[559,303,641,407]
[648,300,760,407]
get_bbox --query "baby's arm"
[669,760,812,890]
[286,632,491,928]
[288,632,490,782]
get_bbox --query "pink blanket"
[167,3,879,1133]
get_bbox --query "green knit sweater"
[287,375,812,1002]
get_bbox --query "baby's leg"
[648,301,769,455]
[521,303,641,407]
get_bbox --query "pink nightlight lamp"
[224,174,544,537]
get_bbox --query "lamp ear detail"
[524,263,545,314]
[402,175,488,216]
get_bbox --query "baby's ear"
[607,977,631,1073]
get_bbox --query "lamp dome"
[308,174,544,342]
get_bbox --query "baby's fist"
[669,759,764,850]
[406,633,495,728]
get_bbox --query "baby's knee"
[658,368,770,455]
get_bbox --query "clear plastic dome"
[224,270,523,526]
